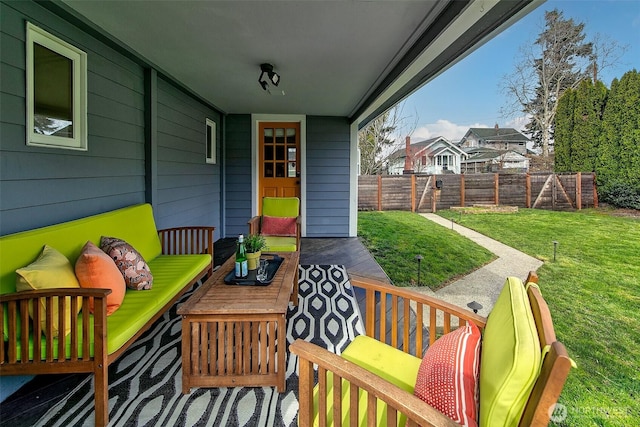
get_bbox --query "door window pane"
[275,128,285,144]
[276,162,285,177]
[276,145,285,160]
[288,162,296,177]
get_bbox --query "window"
[206,118,217,164]
[26,23,87,150]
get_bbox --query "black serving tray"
[224,254,284,286]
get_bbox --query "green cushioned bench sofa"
[0,204,214,427]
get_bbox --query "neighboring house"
[388,136,467,175]
[461,147,530,173]
[459,125,530,155]
[0,0,540,398]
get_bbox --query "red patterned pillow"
[100,236,153,290]
[261,216,296,236]
[414,322,481,427]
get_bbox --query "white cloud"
[410,119,489,142]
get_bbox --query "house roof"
[464,127,531,143]
[463,147,527,162]
[389,136,467,160]
[57,0,541,127]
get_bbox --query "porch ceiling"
[60,0,539,126]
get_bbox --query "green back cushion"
[0,204,162,296]
[262,197,299,218]
[479,277,541,427]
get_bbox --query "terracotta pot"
[246,251,261,270]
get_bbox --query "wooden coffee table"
[178,251,299,393]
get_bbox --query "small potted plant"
[244,233,266,270]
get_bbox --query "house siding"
[224,114,252,237]
[306,116,350,237]
[154,77,221,233]
[0,0,146,236]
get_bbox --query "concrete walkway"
[405,213,543,317]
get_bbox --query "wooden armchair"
[290,272,573,426]
[248,197,301,252]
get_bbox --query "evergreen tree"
[570,80,607,172]
[554,88,576,172]
[502,9,593,157]
[599,70,640,208]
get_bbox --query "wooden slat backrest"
[350,274,486,358]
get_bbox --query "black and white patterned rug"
[37,265,364,427]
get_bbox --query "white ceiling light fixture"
[258,63,280,92]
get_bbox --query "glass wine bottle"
[235,234,248,278]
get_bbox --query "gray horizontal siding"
[0,0,146,235]
[306,116,351,237]
[154,77,221,232]
[224,114,252,237]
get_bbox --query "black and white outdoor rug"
[37,265,364,427]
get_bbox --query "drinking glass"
[257,259,269,282]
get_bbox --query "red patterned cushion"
[261,216,296,236]
[100,236,153,290]
[414,322,481,427]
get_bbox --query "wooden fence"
[358,172,598,212]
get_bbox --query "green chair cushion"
[342,335,421,393]
[263,236,297,252]
[262,197,299,218]
[310,335,421,426]
[479,277,541,427]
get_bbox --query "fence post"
[460,174,465,207]
[494,173,499,205]
[377,175,382,211]
[431,175,437,213]
[593,173,599,208]
[526,173,531,208]
[576,172,582,210]
[411,174,416,212]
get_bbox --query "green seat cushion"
[479,277,541,427]
[342,335,421,393]
[263,236,297,252]
[11,254,210,360]
[311,335,421,426]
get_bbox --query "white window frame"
[205,118,217,164]
[26,22,87,150]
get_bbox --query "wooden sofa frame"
[290,272,573,427]
[0,226,214,427]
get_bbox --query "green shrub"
[599,180,640,209]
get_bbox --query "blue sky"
[402,0,640,143]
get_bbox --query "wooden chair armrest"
[158,226,215,273]
[1,288,110,365]
[247,216,261,235]
[348,274,486,356]
[290,339,459,427]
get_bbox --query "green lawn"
[357,211,494,289]
[358,209,639,426]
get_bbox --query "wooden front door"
[259,122,300,208]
